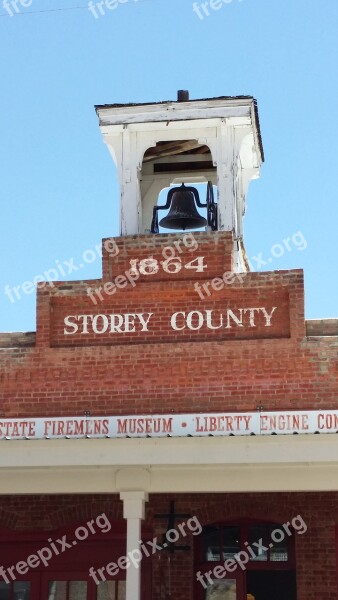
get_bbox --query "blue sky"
[0,0,337,331]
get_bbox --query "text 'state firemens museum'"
[0,92,337,600]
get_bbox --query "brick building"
[0,93,337,600]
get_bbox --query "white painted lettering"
[260,306,277,327]
[64,315,79,335]
[110,314,124,333]
[205,309,223,329]
[124,314,136,333]
[78,314,92,334]
[243,308,260,327]
[92,314,109,334]
[62,306,280,336]
[171,312,186,331]
[186,311,204,331]
[137,313,153,332]
[225,309,244,329]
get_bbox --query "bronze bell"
[159,184,207,231]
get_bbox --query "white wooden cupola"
[95,91,264,268]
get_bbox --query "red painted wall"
[0,493,337,599]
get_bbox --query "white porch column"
[120,491,149,600]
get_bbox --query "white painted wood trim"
[97,100,253,126]
[1,436,338,494]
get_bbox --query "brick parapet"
[0,232,336,418]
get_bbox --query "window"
[97,581,126,600]
[45,578,126,600]
[48,581,87,600]
[202,525,241,562]
[198,521,292,567]
[0,582,31,600]
[248,524,288,563]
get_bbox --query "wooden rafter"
[143,140,208,162]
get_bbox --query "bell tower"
[95,91,264,270]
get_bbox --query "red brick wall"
[0,232,338,598]
[102,231,233,282]
[36,232,302,348]
[48,279,291,347]
[0,492,337,599]
[0,232,336,416]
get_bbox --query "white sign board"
[1,410,338,440]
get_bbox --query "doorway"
[195,520,297,600]
[0,520,151,600]
[246,571,297,600]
